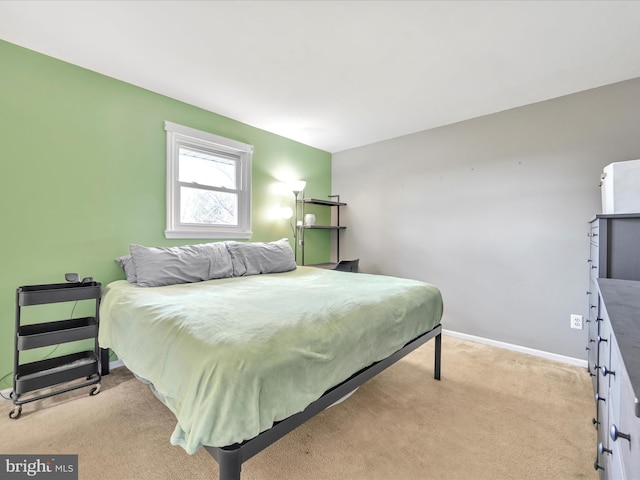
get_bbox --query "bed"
[100,242,443,480]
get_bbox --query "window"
[165,121,253,239]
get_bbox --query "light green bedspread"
[98,267,443,453]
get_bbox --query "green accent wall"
[0,40,332,390]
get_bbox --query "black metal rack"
[298,195,347,267]
[10,281,102,419]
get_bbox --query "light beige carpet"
[0,336,596,480]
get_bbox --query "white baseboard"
[0,389,11,402]
[443,329,588,368]
[0,359,126,402]
[109,359,125,370]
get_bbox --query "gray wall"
[332,77,640,360]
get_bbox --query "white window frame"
[164,121,253,239]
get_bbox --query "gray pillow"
[115,255,137,283]
[226,238,296,276]
[130,242,234,287]
[227,248,247,277]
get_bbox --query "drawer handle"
[598,442,612,455]
[601,366,615,377]
[589,337,596,343]
[591,265,598,269]
[610,424,631,442]
[594,460,604,471]
[596,317,603,322]
[598,336,608,344]
[590,305,597,310]
[592,417,600,427]
[595,393,606,403]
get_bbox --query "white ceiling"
[2,1,640,153]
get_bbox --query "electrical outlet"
[570,314,583,330]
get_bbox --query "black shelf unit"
[10,281,102,419]
[298,196,347,267]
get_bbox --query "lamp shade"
[279,206,294,219]
[289,180,306,194]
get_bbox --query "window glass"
[178,147,237,190]
[165,121,252,239]
[180,186,238,225]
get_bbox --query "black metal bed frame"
[205,324,442,480]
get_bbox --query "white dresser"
[593,279,640,479]
[587,214,640,478]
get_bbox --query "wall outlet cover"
[570,314,583,330]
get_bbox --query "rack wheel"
[9,406,22,420]
[9,391,13,399]
[89,384,101,396]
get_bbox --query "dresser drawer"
[588,220,599,276]
[589,221,600,244]
[596,305,612,382]
[587,335,598,391]
[592,277,603,326]
[589,247,599,279]
[602,334,622,479]
[616,366,640,480]
[587,288,599,388]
